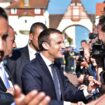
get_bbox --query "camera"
[90,40,105,58]
[91,40,105,57]
[89,33,98,39]
[89,33,105,57]
[77,48,84,62]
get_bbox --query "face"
[97,25,105,44]
[29,27,44,51]
[5,26,16,57]
[46,33,64,61]
[0,17,8,61]
[84,49,90,61]
[81,42,88,49]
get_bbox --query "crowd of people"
[0,7,50,105]
[1,6,105,105]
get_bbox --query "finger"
[39,96,51,105]
[24,90,38,104]
[14,85,25,105]
[14,85,22,97]
[15,94,25,105]
[28,92,46,105]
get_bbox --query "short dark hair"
[38,28,62,51]
[29,22,47,34]
[81,40,87,44]
[0,7,8,20]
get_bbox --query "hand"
[87,79,101,93]
[14,85,51,105]
[81,61,88,68]
[78,84,87,90]
[86,94,105,105]
[90,58,97,67]
[88,76,94,82]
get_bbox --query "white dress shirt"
[28,45,37,61]
[0,61,13,89]
[40,53,53,77]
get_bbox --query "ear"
[42,42,49,50]
[29,33,33,41]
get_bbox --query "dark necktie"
[50,64,61,100]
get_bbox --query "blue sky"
[48,0,104,14]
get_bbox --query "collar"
[0,61,4,67]
[40,53,53,66]
[28,44,37,55]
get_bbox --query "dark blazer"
[22,53,86,105]
[0,91,14,105]
[0,63,14,105]
[7,46,30,88]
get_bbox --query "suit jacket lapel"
[37,54,54,81]
[4,63,14,85]
[22,46,30,62]
[36,54,64,99]
[36,54,57,96]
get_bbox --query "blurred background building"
[0,0,104,49]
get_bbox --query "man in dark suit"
[7,22,47,88]
[0,7,15,105]
[22,28,101,105]
[0,7,50,105]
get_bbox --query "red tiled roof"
[0,0,11,2]
[6,0,48,9]
[71,0,81,3]
[49,14,64,28]
[96,3,105,16]
[88,14,95,23]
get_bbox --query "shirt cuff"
[83,88,92,98]
[64,101,71,105]
[11,102,16,105]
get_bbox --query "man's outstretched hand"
[14,85,51,105]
